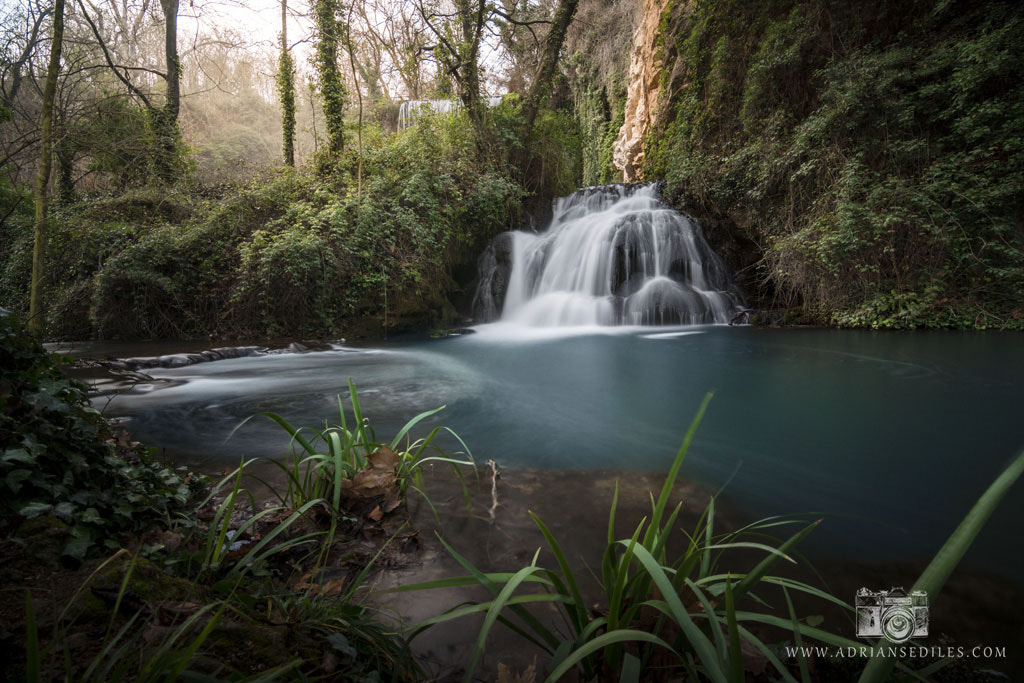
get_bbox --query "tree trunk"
[455,0,485,140]
[345,4,363,200]
[162,0,180,122]
[279,0,296,166]
[313,0,346,158]
[153,0,180,182]
[519,0,579,145]
[55,139,75,203]
[4,8,49,107]
[29,0,65,335]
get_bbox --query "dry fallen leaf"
[319,578,346,597]
[157,601,202,625]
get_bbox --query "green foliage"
[89,177,293,339]
[403,395,838,682]
[528,108,584,197]
[0,108,526,340]
[68,95,154,190]
[277,43,297,166]
[241,378,474,514]
[567,52,626,187]
[0,313,199,562]
[312,0,347,158]
[648,0,1024,329]
[405,398,1024,682]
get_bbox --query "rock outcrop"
[612,0,671,181]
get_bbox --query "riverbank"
[6,449,1021,680]
[7,322,1022,679]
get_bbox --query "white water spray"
[475,184,744,326]
[398,97,504,130]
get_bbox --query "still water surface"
[93,325,1024,579]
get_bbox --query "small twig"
[487,459,499,523]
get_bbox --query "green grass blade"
[165,607,225,681]
[683,578,727,665]
[434,533,560,650]
[732,520,819,601]
[389,405,446,450]
[82,612,142,681]
[858,449,1024,683]
[607,480,619,546]
[645,392,712,547]
[394,573,554,592]
[783,586,810,682]
[411,593,573,630]
[104,550,140,640]
[735,624,799,683]
[619,653,642,683]
[530,511,588,632]
[734,611,862,649]
[701,497,715,579]
[465,557,544,682]
[228,500,325,577]
[725,577,743,683]
[544,630,674,683]
[609,520,646,631]
[623,542,727,683]
[256,412,320,455]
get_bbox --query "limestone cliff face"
[612,0,670,181]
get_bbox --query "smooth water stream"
[474,184,744,325]
[93,326,1024,580]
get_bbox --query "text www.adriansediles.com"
[785,645,1008,660]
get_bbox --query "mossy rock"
[204,621,314,672]
[15,515,71,569]
[70,552,205,623]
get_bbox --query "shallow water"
[91,325,1024,580]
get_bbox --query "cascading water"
[398,96,504,130]
[474,183,745,326]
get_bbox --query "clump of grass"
[22,550,302,682]
[233,377,475,515]
[400,394,831,681]
[401,395,1024,683]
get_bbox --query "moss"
[67,553,205,624]
[645,0,1024,329]
[15,515,70,569]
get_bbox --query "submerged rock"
[105,342,331,371]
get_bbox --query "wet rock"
[473,231,516,322]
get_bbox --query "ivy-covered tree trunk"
[278,0,296,166]
[153,0,181,182]
[455,0,486,143]
[313,0,346,158]
[29,0,65,334]
[519,0,579,144]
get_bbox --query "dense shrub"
[646,0,1024,329]
[90,173,304,338]
[0,312,198,562]
[1,110,529,340]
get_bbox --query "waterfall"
[474,183,745,326]
[398,96,505,130]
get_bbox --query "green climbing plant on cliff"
[312,0,347,160]
[645,0,1024,329]
[277,0,297,167]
